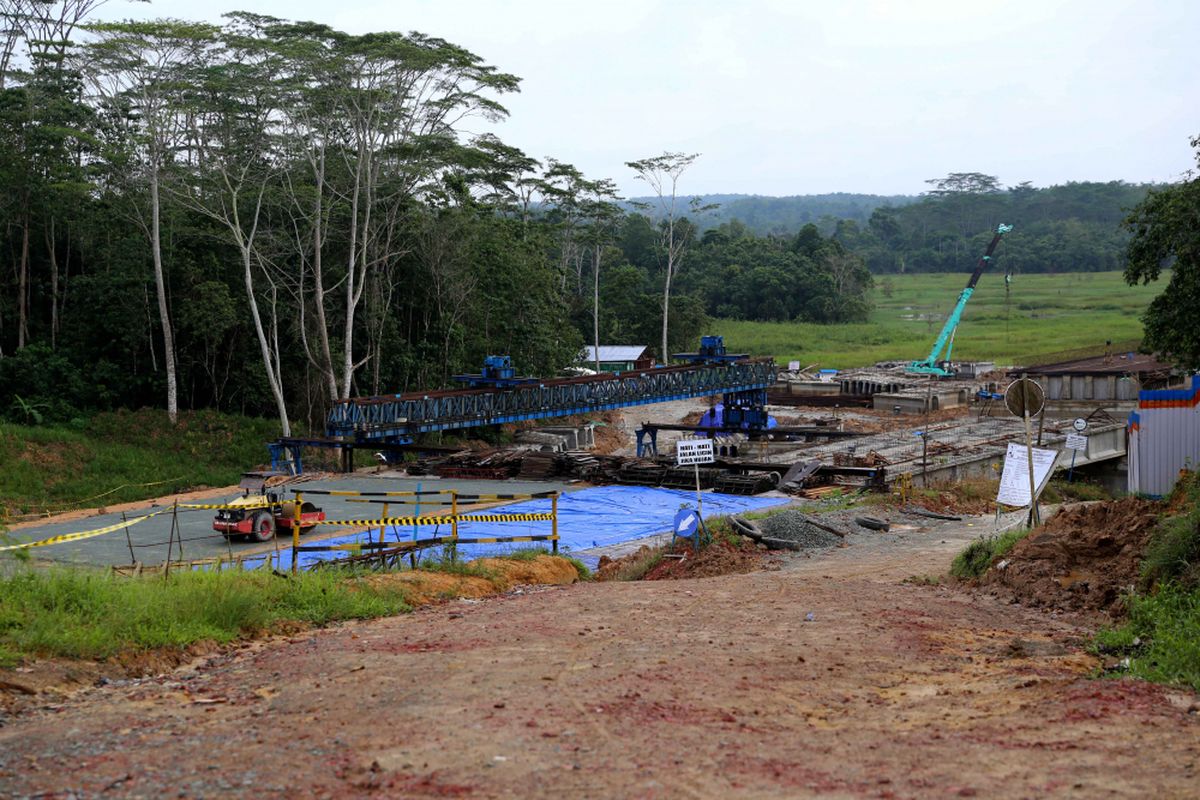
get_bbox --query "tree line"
[0,4,871,432]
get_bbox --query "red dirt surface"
[979,498,1163,616]
[1,523,1196,798]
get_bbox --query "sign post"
[1065,420,1088,482]
[1005,377,1046,527]
[676,438,715,518]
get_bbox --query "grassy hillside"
[713,270,1163,368]
[0,409,281,517]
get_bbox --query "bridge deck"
[326,360,778,441]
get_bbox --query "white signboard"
[787,360,801,372]
[1065,433,1088,452]
[996,443,1060,507]
[676,438,715,466]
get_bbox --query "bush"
[1041,479,1113,504]
[950,528,1029,579]
[1095,583,1200,691]
[1141,471,1200,590]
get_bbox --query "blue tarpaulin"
[242,486,788,572]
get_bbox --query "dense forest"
[0,6,871,432]
[646,176,1153,275]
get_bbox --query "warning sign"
[1065,433,1088,452]
[676,438,715,466]
[996,443,1060,508]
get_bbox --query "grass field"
[712,270,1165,368]
[0,409,281,517]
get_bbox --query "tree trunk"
[593,243,601,372]
[46,217,58,350]
[661,217,675,365]
[149,172,178,424]
[308,152,338,402]
[241,244,291,436]
[17,213,29,349]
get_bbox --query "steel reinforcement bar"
[326,360,777,441]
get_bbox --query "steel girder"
[327,361,777,441]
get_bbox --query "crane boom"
[906,223,1012,378]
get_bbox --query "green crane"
[906,223,1013,378]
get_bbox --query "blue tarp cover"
[246,485,787,571]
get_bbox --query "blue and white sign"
[674,508,701,538]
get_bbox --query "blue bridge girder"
[326,360,778,442]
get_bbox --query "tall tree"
[580,177,621,371]
[172,14,293,434]
[626,151,709,363]
[81,19,212,423]
[1123,134,1200,371]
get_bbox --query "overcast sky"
[95,0,1200,197]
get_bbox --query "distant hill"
[625,193,920,235]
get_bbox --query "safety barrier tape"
[313,515,456,527]
[295,534,557,553]
[299,489,453,498]
[455,492,559,501]
[295,489,558,500]
[0,511,163,551]
[452,535,556,544]
[312,512,555,527]
[177,501,271,511]
[295,540,440,553]
[458,513,556,523]
[345,497,457,506]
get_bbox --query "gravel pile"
[758,510,842,549]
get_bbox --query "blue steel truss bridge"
[271,356,778,473]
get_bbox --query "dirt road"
[2,520,1197,798]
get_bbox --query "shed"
[1127,374,1200,497]
[581,345,654,373]
[1007,352,1178,417]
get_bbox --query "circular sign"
[1072,417,1088,432]
[673,508,700,539]
[1004,378,1045,418]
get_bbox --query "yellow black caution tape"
[456,493,559,501]
[177,501,270,511]
[453,535,556,544]
[458,513,556,523]
[303,489,453,498]
[296,534,557,554]
[313,512,555,527]
[314,515,456,527]
[0,511,163,552]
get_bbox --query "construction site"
[4,225,1200,799]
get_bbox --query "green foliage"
[1140,472,1200,590]
[1094,583,1200,691]
[563,555,592,581]
[1123,134,1200,372]
[950,529,1030,579]
[0,567,410,665]
[0,409,280,514]
[603,547,665,582]
[1040,480,1114,504]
